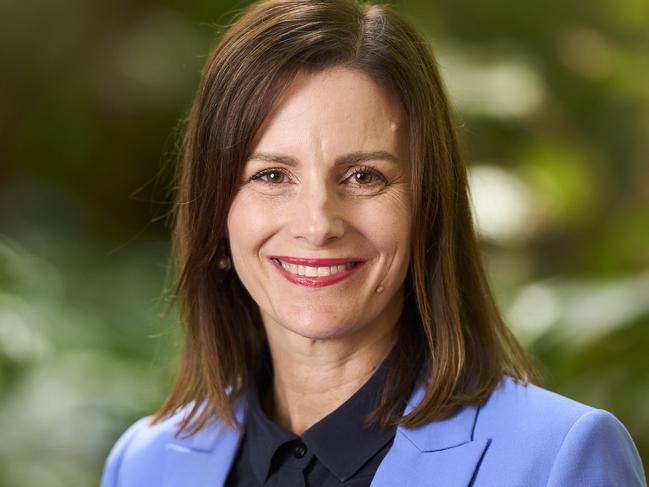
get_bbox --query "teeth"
[277,259,356,277]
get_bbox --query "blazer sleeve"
[101,417,151,487]
[546,409,646,487]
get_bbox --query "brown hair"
[151,0,538,435]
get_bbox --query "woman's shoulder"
[479,375,596,426]
[100,402,241,487]
[470,376,646,485]
[477,375,632,447]
[100,409,185,487]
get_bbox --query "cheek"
[227,192,282,259]
[357,194,412,254]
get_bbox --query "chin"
[281,314,362,341]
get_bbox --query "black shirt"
[224,344,400,486]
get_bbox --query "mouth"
[269,256,365,287]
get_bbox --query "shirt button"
[293,442,307,458]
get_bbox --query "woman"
[101,0,645,485]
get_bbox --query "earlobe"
[217,238,233,271]
[217,255,233,270]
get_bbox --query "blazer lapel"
[371,384,491,487]
[162,398,247,487]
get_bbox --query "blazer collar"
[162,382,490,487]
[398,381,480,451]
[369,382,491,486]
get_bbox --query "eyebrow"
[247,150,401,167]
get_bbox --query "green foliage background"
[0,0,647,484]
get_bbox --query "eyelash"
[250,166,387,186]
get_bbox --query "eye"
[346,166,387,187]
[250,168,288,184]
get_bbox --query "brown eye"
[347,166,386,186]
[251,169,287,184]
[354,171,375,184]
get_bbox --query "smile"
[275,259,357,276]
[269,256,365,288]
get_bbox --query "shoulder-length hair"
[151,0,538,435]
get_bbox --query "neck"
[262,295,402,436]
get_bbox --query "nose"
[289,179,344,246]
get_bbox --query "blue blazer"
[102,376,646,486]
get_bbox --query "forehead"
[252,67,407,153]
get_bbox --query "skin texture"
[226,66,412,434]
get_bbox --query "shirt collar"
[245,346,298,484]
[244,343,400,483]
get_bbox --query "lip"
[269,256,366,288]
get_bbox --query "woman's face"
[227,67,412,345]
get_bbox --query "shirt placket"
[272,439,314,487]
